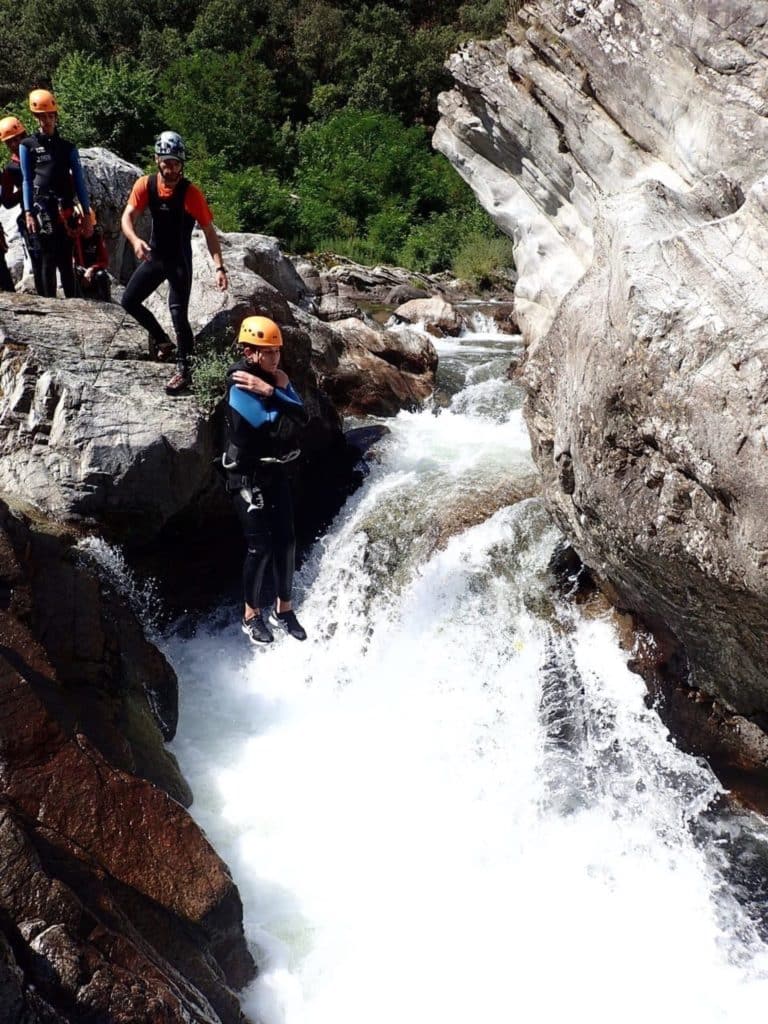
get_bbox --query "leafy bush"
[458,0,512,37]
[162,44,283,170]
[53,53,161,161]
[451,232,515,290]
[191,158,298,237]
[191,338,232,413]
[294,110,441,248]
[397,212,466,273]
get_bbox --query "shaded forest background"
[0,0,515,280]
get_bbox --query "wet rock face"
[0,498,255,1022]
[0,499,187,804]
[435,3,768,722]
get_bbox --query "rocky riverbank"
[435,2,768,788]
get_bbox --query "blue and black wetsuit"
[19,131,91,298]
[121,175,195,367]
[224,358,309,611]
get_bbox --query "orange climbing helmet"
[238,316,283,348]
[29,89,58,114]
[0,116,26,142]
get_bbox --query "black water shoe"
[269,608,307,641]
[241,614,273,645]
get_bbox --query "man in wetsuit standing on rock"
[19,89,93,298]
[120,130,228,395]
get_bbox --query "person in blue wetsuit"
[19,89,93,298]
[224,315,310,645]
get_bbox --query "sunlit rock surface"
[436,1,768,718]
[301,312,438,416]
[0,293,216,539]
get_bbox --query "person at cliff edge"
[120,130,227,395]
[223,316,309,645]
[19,89,93,298]
[0,115,28,291]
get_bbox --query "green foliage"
[192,158,298,236]
[53,53,161,161]
[0,0,518,279]
[191,334,232,412]
[162,44,282,169]
[451,232,515,290]
[293,110,434,244]
[457,0,512,37]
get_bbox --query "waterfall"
[162,320,768,1024]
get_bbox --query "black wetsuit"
[121,175,195,367]
[19,131,86,298]
[224,359,309,610]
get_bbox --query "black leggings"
[233,471,296,610]
[29,224,75,298]
[121,255,194,363]
[0,252,12,291]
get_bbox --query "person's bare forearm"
[203,222,228,289]
[122,206,150,260]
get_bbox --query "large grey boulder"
[0,293,214,538]
[80,147,148,282]
[435,2,768,724]
[392,296,465,337]
[295,309,437,416]
[143,230,307,340]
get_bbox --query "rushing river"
[158,313,768,1023]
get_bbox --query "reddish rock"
[0,500,256,1023]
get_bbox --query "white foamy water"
[160,321,768,1024]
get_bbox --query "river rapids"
[159,313,768,1024]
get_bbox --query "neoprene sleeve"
[19,145,32,212]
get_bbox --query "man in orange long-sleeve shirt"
[120,131,227,395]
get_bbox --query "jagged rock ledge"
[0,496,254,1021]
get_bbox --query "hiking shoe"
[165,367,191,395]
[269,608,307,641]
[241,614,273,645]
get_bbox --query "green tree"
[162,44,283,170]
[294,110,434,244]
[192,157,298,237]
[53,52,162,161]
